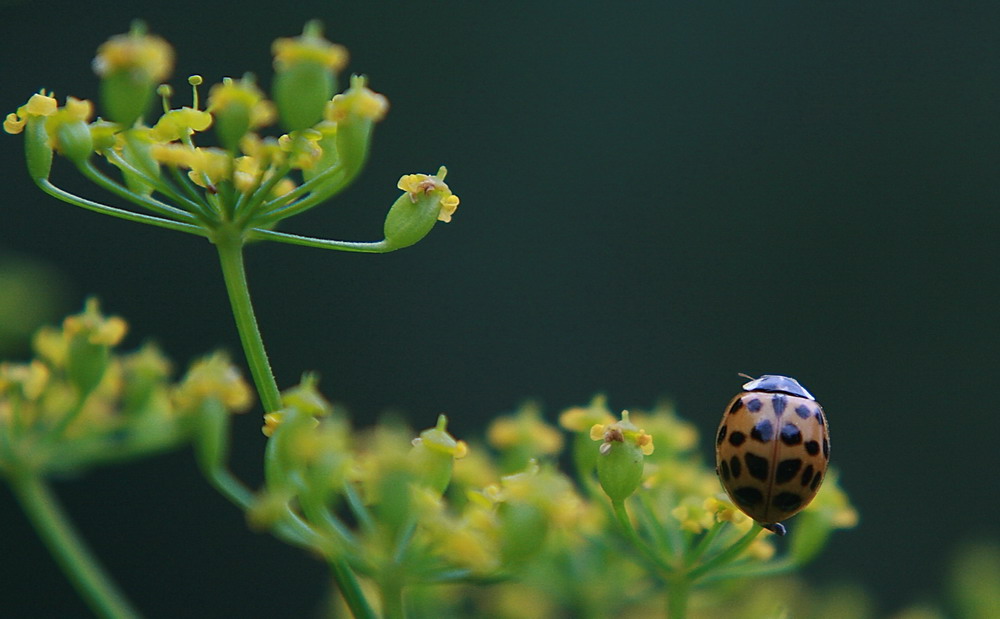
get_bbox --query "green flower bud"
[271,22,346,131]
[384,167,460,250]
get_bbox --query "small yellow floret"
[325,77,389,123]
[207,77,276,128]
[93,30,174,82]
[4,93,59,134]
[396,166,461,222]
[151,108,213,142]
[272,27,348,72]
[262,412,284,437]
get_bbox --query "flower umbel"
[5,22,458,254]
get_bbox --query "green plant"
[3,21,856,618]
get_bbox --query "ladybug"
[715,374,829,536]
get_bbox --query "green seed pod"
[24,116,53,181]
[100,71,157,128]
[499,501,548,565]
[596,438,645,503]
[271,23,345,131]
[55,120,94,163]
[214,100,252,152]
[409,415,467,495]
[66,334,110,396]
[383,190,442,251]
[93,25,174,127]
[273,61,335,131]
[117,129,159,196]
[384,168,459,250]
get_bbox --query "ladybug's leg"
[762,522,787,536]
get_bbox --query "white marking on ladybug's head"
[741,374,815,400]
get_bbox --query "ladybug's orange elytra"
[715,375,829,536]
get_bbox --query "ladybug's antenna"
[737,372,755,381]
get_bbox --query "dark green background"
[2,1,998,616]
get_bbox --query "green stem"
[687,524,763,582]
[666,576,689,619]
[379,568,406,619]
[8,473,141,619]
[331,558,377,619]
[37,179,207,237]
[611,499,670,574]
[213,231,282,413]
[247,228,392,253]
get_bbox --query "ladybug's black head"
[740,374,815,400]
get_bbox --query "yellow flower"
[4,92,58,134]
[262,411,284,437]
[558,395,616,433]
[590,410,655,456]
[93,28,174,82]
[62,298,128,346]
[173,352,253,412]
[186,147,231,188]
[272,28,348,72]
[150,107,213,142]
[324,76,389,123]
[207,76,276,128]
[397,166,461,223]
[486,402,563,456]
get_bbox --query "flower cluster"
[232,393,857,617]
[0,299,251,476]
[4,21,458,253]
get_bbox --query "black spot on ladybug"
[719,459,730,481]
[730,455,742,478]
[805,440,820,456]
[775,458,802,484]
[728,431,746,447]
[733,486,763,507]
[800,464,814,486]
[795,404,812,419]
[823,437,830,460]
[717,425,727,445]
[772,394,787,416]
[815,410,825,426]
[780,423,802,446]
[746,398,762,413]
[745,453,769,481]
[772,492,802,512]
[750,419,774,442]
[728,399,743,415]
[810,471,823,491]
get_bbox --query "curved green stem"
[37,179,207,237]
[8,473,141,619]
[247,228,392,253]
[213,231,282,413]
